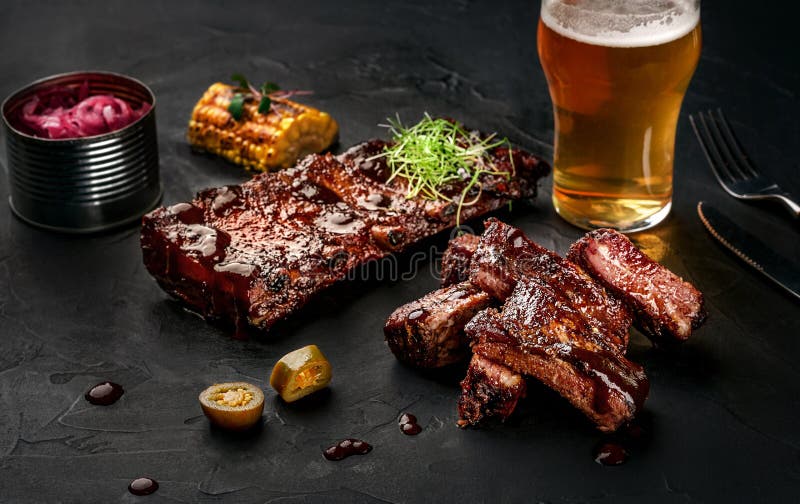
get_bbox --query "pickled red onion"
[14,82,150,139]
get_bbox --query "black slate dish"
[0,1,799,502]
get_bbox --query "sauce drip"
[315,209,363,235]
[168,202,204,224]
[128,477,159,496]
[593,442,629,466]
[85,381,124,406]
[359,193,391,210]
[297,182,341,205]
[446,289,468,301]
[558,345,644,415]
[592,421,647,466]
[323,439,372,461]
[349,141,392,182]
[211,186,242,213]
[399,413,422,435]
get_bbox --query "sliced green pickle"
[270,345,332,402]
[199,382,264,430]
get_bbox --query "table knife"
[697,201,800,301]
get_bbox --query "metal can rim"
[1,70,157,143]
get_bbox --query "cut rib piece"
[567,228,707,345]
[384,282,492,368]
[440,233,480,287]
[457,354,526,427]
[469,218,632,354]
[463,277,650,432]
[142,138,549,336]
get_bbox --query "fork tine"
[703,110,751,181]
[690,111,738,186]
[714,108,759,178]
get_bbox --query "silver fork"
[689,109,800,217]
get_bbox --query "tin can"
[2,71,162,233]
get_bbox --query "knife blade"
[697,201,800,301]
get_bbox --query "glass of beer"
[538,0,701,232]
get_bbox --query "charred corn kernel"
[270,345,332,403]
[187,83,339,172]
[199,382,265,431]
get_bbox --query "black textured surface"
[1,1,799,503]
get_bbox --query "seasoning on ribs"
[386,220,706,432]
[469,218,632,353]
[568,228,707,345]
[141,138,549,336]
[440,233,480,287]
[457,354,526,427]
[384,282,492,368]
[462,276,649,431]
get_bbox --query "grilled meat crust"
[469,218,632,353]
[385,221,704,433]
[457,354,526,427]
[440,233,480,287]
[384,282,492,368]
[567,228,706,345]
[464,277,649,432]
[141,140,549,336]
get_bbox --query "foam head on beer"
[541,0,700,48]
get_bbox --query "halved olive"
[270,345,332,402]
[199,382,265,430]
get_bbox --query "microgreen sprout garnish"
[228,73,313,120]
[368,114,515,230]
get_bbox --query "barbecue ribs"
[384,219,706,432]
[463,277,649,431]
[568,228,707,345]
[457,354,526,427]
[469,218,632,353]
[440,233,480,288]
[384,282,492,368]
[141,138,549,335]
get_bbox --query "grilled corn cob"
[187,83,338,171]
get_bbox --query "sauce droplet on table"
[593,442,629,466]
[323,439,372,461]
[399,412,422,435]
[84,381,124,406]
[128,477,159,496]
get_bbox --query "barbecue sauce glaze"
[84,381,124,406]
[323,439,372,461]
[399,413,422,435]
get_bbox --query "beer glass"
[538,0,701,232]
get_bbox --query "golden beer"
[538,0,701,231]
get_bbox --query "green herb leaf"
[231,73,250,90]
[261,81,280,95]
[367,114,514,229]
[257,96,272,114]
[228,93,246,121]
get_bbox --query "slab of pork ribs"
[384,219,705,432]
[141,138,549,335]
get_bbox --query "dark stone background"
[1,1,798,502]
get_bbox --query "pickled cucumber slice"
[199,382,265,430]
[270,345,332,402]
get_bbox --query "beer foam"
[541,0,700,48]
